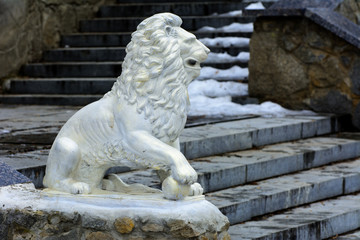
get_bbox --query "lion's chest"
[151,108,186,143]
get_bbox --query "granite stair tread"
[43,47,248,62]
[79,16,255,32]
[97,2,249,17]
[2,115,341,187]
[209,158,360,224]
[60,32,252,48]
[114,136,360,193]
[3,78,116,94]
[0,94,103,106]
[228,191,360,239]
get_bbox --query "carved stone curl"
[43,13,210,200]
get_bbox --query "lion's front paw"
[70,182,91,194]
[189,183,203,196]
[171,163,197,185]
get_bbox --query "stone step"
[43,47,248,62]
[115,0,274,4]
[98,2,249,18]
[115,136,360,193]
[3,78,115,94]
[337,229,360,239]
[0,92,252,105]
[210,158,360,225]
[0,94,102,106]
[22,62,123,78]
[1,115,341,186]
[43,47,126,62]
[21,61,245,78]
[229,189,360,239]
[79,16,255,33]
[60,32,252,47]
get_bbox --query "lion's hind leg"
[102,174,161,194]
[43,137,91,194]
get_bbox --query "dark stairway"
[0,0,274,105]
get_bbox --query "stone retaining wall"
[0,0,113,80]
[249,17,360,128]
[0,208,229,240]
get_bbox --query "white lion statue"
[43,13,210,200]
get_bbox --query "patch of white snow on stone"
[205,52,250,63]
[189,97,314,118]
[198,66,248,81]
[218,10,243,17]
[245,2,266,10]
[197,23,253,33]
[199,37,250,48]
[188,79,248,98]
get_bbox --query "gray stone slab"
[338,230,360,239]
[7,136,358,191]
[5,78,115,95]
[207,159,360,224]
[80,16,255,33]
[181,115,339,159]
[229,192,360,239]
[60,32,251,48]
[245,0,360,49]
[0,161,31,187]
[98,2,250,18]
[116,137,360,193]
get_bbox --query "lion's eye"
[187,59,197,66]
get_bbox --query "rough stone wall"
[335,0,360,25]
[249,17,360,128]
[0,208,230,240]
[0,0,113,80]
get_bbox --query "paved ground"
[0,104,79,154]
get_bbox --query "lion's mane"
[106,13,190,142]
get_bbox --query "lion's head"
[108,13,209,141]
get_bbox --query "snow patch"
[0,129,10,135]
[199,37,250,48]
[198,66,248,81]
[189,79,248,98]
[245,2,266,10]
[189,97,314,118]
[197,23,253,33]
[205,52,250,63]
[216,10,243,17]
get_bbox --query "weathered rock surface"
[0,183,229,240]
[249,16,360,128]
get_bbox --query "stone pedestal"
[0,183,230,240]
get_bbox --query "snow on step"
[199,37,249,48]
[188,98,314,118]
[229,190,360,239]
[197,66,248,81]
[209,159,360,224]
[114,137,360,193]
[204,52,249,64]
[198,23,254,33]
[189,79,248,98]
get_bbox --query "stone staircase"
[3,106,360,239]
[0,0,274,105]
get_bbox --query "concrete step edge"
[114,136,360,193]
[210,157,360,224]
[1,116,342,187]
[229,188,360,239]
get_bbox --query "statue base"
[0,183,230,240]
